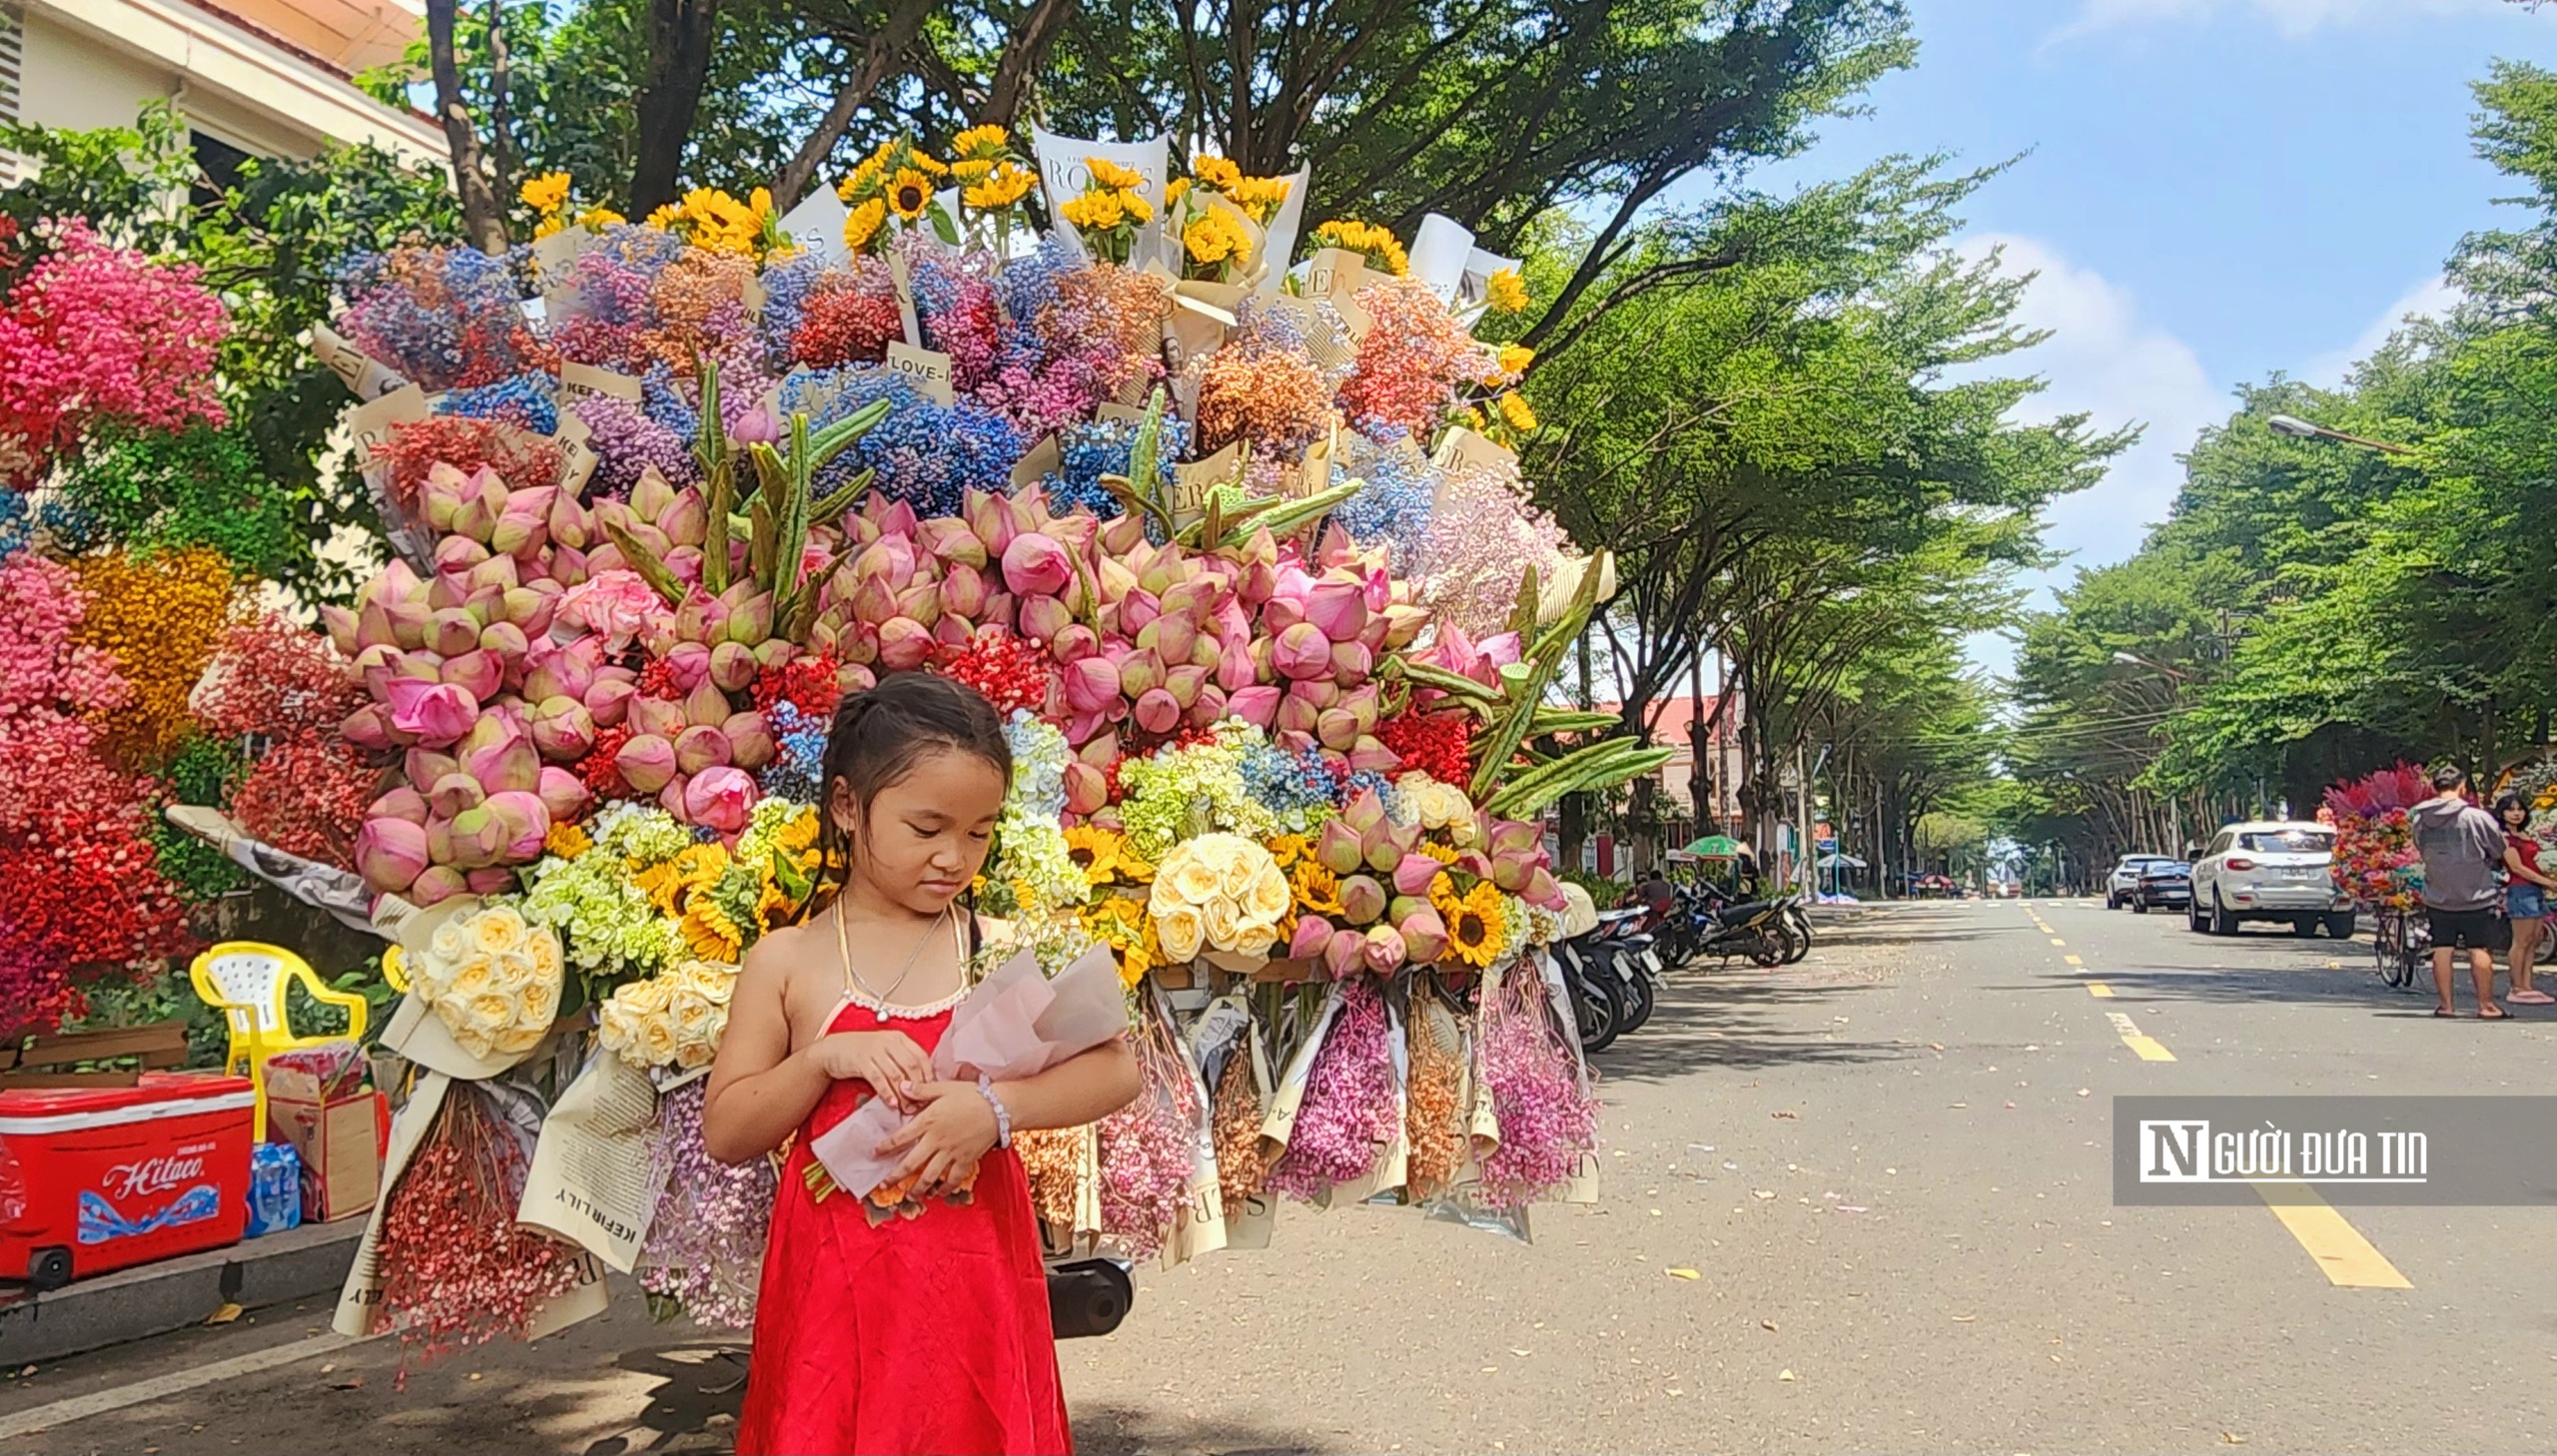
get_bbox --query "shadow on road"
[1076,1404,1329,1455]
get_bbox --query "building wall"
[9,0,438,168]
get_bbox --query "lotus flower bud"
[1000,532,1072,598]
[1261,595,1306,635]
[965,489,1017,557]
[934,614,976,648]
[939,563,989,621]
[1063,761,1109,816]
[919,517,988,568]
[1490,818,1540,858]
[1290,677,1340,712]
[1330,640,1373,685]
[529,697,595,762]
[725,592,774,645]
[1392,853,1444,898]
[682,678,731,729]
[454,867,510,896]
[616,733,679,794]
[1271,681,1319,734]
[754,638,797,671]
[1322,929,1366,979]
[1187,684,1228,728]
[1492,853,1532,893]
[1155,611,1204,666]
[423,608,476,659]
[658,487,708,548]
[368,787,429,827]
[1050,624,1100,664]
[838,620,879,665]
[730,403,779,444]
[1398,906,1449,963]
[878,617,934,670]
[341,704,398,751]
[399,864,463,908]
[354,817,430,894]
[466,726,541,797]
[549,543,592,586]
[630,469,677,525]
[1525,866,1566,910]
[584,541,627,575]
[1018,593,1072,644]
[585,677,637,727]
[443,806,509,870]
[1290,915,1334,962]
[1228,684,1281,729]
[523,647,595,705]
[1061,656,1122,715]
[659,775,689,820]
[427,772,486,819]
[1338,873,1387,925]
[1165,663,1208,710]
[850,573,900,628]
[1133,688,1181,736]
[1343,789,1387,834]
[478,620,530,664]
[548,492,591,550]
[1108,648,1156,701]
[1361,924,1406,975]
[433,537,491,577]
[1317,706,1360,752]
[385,678,476,749]
[1348,735,1401,774]
[892,580,942,631]
[1311,818,1363,878]
[708,641,758,693]
[355,599,398,654]
[490,506,547,559]
[1306,579,1368,642]
[1274,622,1331,681]
[1120,588,1161,636]
[683,766,758,834]
[675,723,734,776]
[406,748,459,790]
[724,711,775,771]
[482,790,551,863]
[536,766,590,824]
[840,662,878,696]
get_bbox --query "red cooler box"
[0,1073,255,1288]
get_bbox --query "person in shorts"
[2412,765,2512,1019]
[2495,793,2557,1005]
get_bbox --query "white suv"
[2106,855,2177,909]
[2187,821,2353,938]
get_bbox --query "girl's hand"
[875,1081,1001,1197]
[803,1031,934,1111]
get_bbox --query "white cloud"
[2299,274,2461,386]
[2046,0,2499,47]
[1953,234,2225,676]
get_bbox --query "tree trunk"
[768,0,937,211]
[426,0,508,254]
[630,0,724,216]
[976,0,1076,127]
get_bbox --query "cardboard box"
[265,1070,383,1223]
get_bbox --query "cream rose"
[445,954,496,999]
[466,992,515,1036]
[1164,852,1223,906]
[428,921,468,964]
[468,906,529,957]
[1231,922,1279,959]
[525,931,564,983]
[1154,904,1204,963]
[671,987,715,1042]
[636,1015,680,1066]
[1244,862,1290,921]
[1201,894,1242,948]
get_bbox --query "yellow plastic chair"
[189,942,370,1139]
[381,945,412,995]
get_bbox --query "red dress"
[737,991,1071,1456]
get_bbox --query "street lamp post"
[2266,412,2416,456]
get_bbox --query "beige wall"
[14,0,439,164]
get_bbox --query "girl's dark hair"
[804,673,1011,914]
[2496,792,2531,822]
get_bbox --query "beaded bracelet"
[976,1074,1013,1149]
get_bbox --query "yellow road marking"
[2254,1184,2412,1288]
[2105,1009,2173,1060]
[2050,937,2068,947]
[2064,954,2085,966]
[2087,982,2115,997]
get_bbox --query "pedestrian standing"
[2494,792,2556,1005]
[2410,764,2513,1020]
[702,674,1141,1455]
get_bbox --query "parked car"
[2131,860,2190,914]
[2187,821,2354,937]
[2106,854,2178,909]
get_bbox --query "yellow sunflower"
[532,214,568,240]
[887,167,935,221]
[1484,268,1530,314]
[1059,189,1126,232]
[1497,342,1534,377]
[644,202,683,230]
[1164,177,1192,208]
[1445,881,1506,969]
[1063,824,1133,887]
[1183,208,1253,270]
[544,822,593,860]
[1267,833,1309,869]
[1226,174,1290,222]
[951,124,1010,160]
[519,171,571,215]
[1085,156,1146,191]
[963,161,1037,211]
[843,196,887,251]
[1291,859,1344,917]
[1120,190,1154,225]
[678,889,745,962]
[1191,153,1243,190]
[950,157,996,182]
[1496,391,1538,432]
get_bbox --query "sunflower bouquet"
[1056,157,1156,266]
[837,137,958,254]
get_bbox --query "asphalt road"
[7,899,2555,1455]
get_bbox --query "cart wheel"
[27,1245,71,1292]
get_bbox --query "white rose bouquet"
[415,904,566,1058]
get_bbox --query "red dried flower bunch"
[750,653,844,718]
[370,416,566,511]
[1377,709,1470,788]
[930,631,1055,716]
[374,1084,587,1365]
[791,286,903,369]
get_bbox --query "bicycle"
[2371,905,2429,990]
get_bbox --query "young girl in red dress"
[703,673,1141,1456]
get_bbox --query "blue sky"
[1730,0,2557,675]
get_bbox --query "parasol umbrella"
[1685,835,1745,859]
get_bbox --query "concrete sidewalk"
[0,1220,362,1365]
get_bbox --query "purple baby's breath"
[1264,978,1395,1200]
